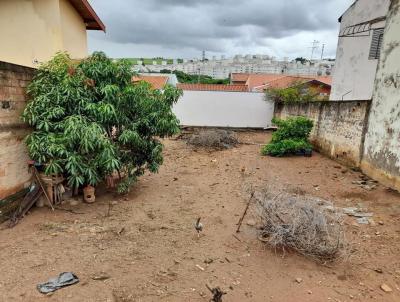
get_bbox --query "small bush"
[262,117,313,157]
[262,139,312,157]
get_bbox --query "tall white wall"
[173,91,274,128]
[361,0,400,190]
[330,0,391,101]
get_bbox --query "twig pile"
[255,189,347,262]
[187,129,238,150]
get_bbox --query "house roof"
[132,75,169,90]
[253,75,332,92]
[245,74,288,90]
[177,83,249,92]
[68,0,105,31]
[230,73,251,82]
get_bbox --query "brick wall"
[274,100,371,167]
[0,61,34,199]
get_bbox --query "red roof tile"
[132,75,169,90]
[177,84,249,92]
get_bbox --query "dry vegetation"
[254,187,348,262]
[186,129,239,150]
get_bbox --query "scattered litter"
[37,272,79,294]
[196,264,205,271]
[352,177,377,190]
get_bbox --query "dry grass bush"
[187,129,238,150]
[254,188,348,262]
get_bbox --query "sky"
[88,0,354,61]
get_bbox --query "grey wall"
[361,0,400,190]
[274,100,371,167]
[173,90,274,128]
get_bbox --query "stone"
[380,284,392,293]
[246,219,256,226]
[295,278,303,283]
[91,272,111,281]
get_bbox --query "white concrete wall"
[173,91,274,128]
[330,0,391,101]
[361,0,400,190]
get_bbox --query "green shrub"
[22,52,182,193]
[261,139,312,157]
[262,117,313,157]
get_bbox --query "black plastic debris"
[37,272,79,294]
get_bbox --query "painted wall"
[274,100,371,167]
[330,0,391,101]
[173,91,274,128]
[0,0,88,68]
[361,0,400,191]
[0,62,35,199]
[60,0,88,59]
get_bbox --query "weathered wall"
[173,91,274,128]
[274,100,371,167]
[0,0,88,68]
[330,0,391,101]
[361,0,400,191]
[0,62,34,199]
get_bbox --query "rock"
[374,268,383,274]
[380,284,392,293]
[307,290,313,294]
[356,217,369,224]
[204,258,214,264]
[91,272,111,281]
[378,221,384,225]
[295,278,303,284]
[246,219,256,226]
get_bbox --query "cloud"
[88,0,353,59]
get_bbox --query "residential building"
[0,0,105,67]
[330,0,391,100]
[132,73,178,90]
[230,73,332,96]
[134,55,335,80]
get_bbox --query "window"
[369,28,384,60]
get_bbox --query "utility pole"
[320,43,325,60]
[309,40,319,61]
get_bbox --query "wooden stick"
[32,166,55,211]
[236,192,254,233]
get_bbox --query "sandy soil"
[1,131,400,302]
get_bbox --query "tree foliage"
[261,117,313,157]
[160,70,230,85]
[23,52,182,193]
[265,82,323,104]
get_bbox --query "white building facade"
[330,0,391,100]
[134,55,334,79]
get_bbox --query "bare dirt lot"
[1,131,400,302]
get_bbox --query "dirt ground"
[1,131,400,302]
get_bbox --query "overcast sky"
[88,0,353,60]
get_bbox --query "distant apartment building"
[330,0,391,100]
[0,0,105,67]
[134,55,335,80]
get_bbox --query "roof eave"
[69,0,106,32]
